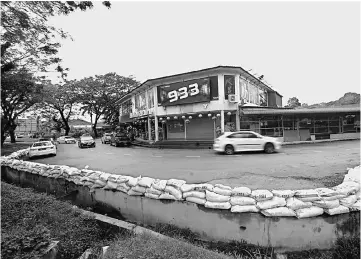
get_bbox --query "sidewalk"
[282,137,360,145]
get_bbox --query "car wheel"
[224,145,234,155]
[264,143,275,154]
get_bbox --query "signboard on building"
[224,75,235,100]
[158,78,211,106]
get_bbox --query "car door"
[244,132,264,151]
[227,133,248,151]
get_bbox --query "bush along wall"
[1,148,360,219]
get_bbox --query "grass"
[104,233,232,259]
[1,182,128,259]
[1,142,31,156]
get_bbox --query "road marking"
[105,153,114,155]
[186,155,200,158]
[313,151,323,153]
[124,154,131,156]
[152,155,163,158]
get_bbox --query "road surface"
[26,140,360,190]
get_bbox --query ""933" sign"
[158,78,210,106]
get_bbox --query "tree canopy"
[285,97,301,108]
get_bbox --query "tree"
[77,73,139,137]
[1,70,43,145]
[41,81,80,136]
[285,97,301,108]
[1,1,111,76]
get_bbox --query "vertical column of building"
[153,86,159,141]
[145,89,151,141]
[234,74,241,131]
[218,74,225,133]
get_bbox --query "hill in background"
[305,92,360,108]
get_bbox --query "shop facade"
[118,66,360,143]
[118,66,282,141]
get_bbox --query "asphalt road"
[26,140,360,190]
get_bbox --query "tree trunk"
[9,128,16,143]
[64,125,70,136]
[1,133,6,146]
[92,124,98,138]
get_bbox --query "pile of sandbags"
[205,184,231,209]
[159,179,186,200]
[181,184,207,205]
[230,187,259,213]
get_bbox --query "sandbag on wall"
[272,190,295,198]
[183,191,206,199]
[324,205,350,215]
[349,200,361,211]
[152,179,168,191]
[232,187,251,197]
[312,199,340,209]
[138,177,155,188]
[286,197,312,211]
[164,185,183,200]
[193,183,214,192]
[251,190,273,201]
[205,190,230,203]
[344,166,361,183]
[230,196,256,206]
[339,195,358,207]
[205,201,231,210]
[295,207,324,219]
[257,197,286,210]
[213,184,232,196]
[294,189,321,202]
[186,197,206,205]
[332,182,360,196]
[261,207,296,217]
[231,205,259,213]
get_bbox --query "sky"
[47,1,360,106]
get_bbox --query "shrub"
[1,182,126,259]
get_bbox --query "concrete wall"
[2,166,359,253]
[330,133,360,140]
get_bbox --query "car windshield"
[33,141,51,147]
[64,136,72,139]
[81,136,93,140]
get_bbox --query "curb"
[282,138,360,145]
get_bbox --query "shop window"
[343,115,358,133]
[168,121,184,133]
[224,75,235,100]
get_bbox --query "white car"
[29,141,57,159]
[213,131,282,155]
[58,136,77,144]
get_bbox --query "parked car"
[110,133,131,147]
[29,141,57,159]
[101,133,112,144]
[58,136,77,144]
[16,133,25,138]
[213,131,282,155]
[38,137,58,149]
[78,134,96,148]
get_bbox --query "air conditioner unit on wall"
[228,94,237,103]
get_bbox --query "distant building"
[69,119,92,129]
[15,116,39,134]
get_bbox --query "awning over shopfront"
[241,106,360,116]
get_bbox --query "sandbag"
[232,187,251,197]
[294,189,319,198]
[125,176,139,187]
[286,197,313,210]
[159,193,177,200]
[193,184,214,192]
[127,189,144,196]
[99,173,112,182]
[181,184,195,193]
[117,183,130,193]
[332,182,360,196]
[88,172,102,181]
[92,179,106,188]
[146,187,163,196]
[230,196,256,206]
[231,205,260,213]
[186,197,206,205]
[298,197,322,202]
[183,191,206,199]
[167,179,186,189]
[323,194,347,201]
[138,177,154,188]
[349,200,361,212]
[272,190,295,198]
[261,207,297,217]
[213,187,232,196]
[344,166,361,183]
[205,201,231,210]
[257,197,286,210]
[107,175,120,183]
[206,190,230,202]
[215,184,232,190]
[152,179,167,191]
[164,185,183,200]
[339,195,358,207]
[312,199,340,209]
[315,188,340,197]
[145,193,160,199]
[132,185,146,194]
[104,181,118,190]
[355,190,361,200]
[324,205,349,215]
[116,175,131,184]
[295,206,324,219]
[251,190,273,201]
